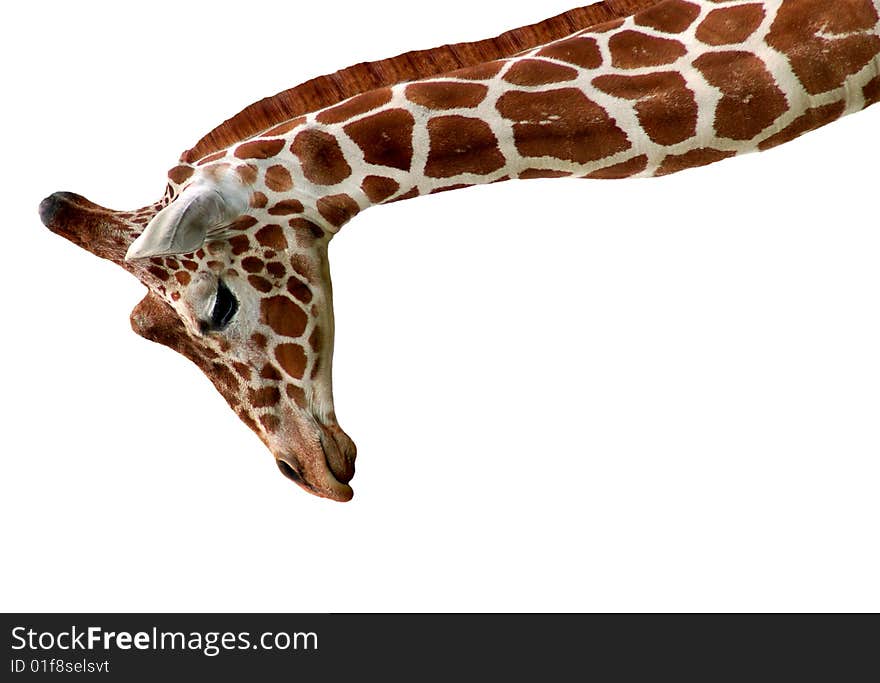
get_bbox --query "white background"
[3,0,879,612]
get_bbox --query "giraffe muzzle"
[39,192,95,246]
[271,414,356,502]
[275,446,354,502]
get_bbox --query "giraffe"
[39,0,880,501]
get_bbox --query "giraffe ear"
[125,177,248,260]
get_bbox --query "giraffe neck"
[45,0,880,502]
[169,0,880,234]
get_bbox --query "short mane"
[181,0,663,163]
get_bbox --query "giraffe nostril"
[276,459,304,484]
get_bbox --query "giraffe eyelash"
[201,279,238,333]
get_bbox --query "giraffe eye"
[207,279,238,331]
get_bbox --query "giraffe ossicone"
[126,172,250,261]
[40,0,880,501]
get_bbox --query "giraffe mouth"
[276,452,354,502]
[274,422,356,502]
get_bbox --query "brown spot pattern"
[586,155,649,179]
[405,81,488,109]
[289,218,325,241]
[209,363,239,394]
[268,199,305,215]
[248,275,273,293]
[634,0,700,33]
[229,235,250,255]
[444,61,504,80]
[255,224,288,251]
[425,116,506,178]
[696,4,765,45]
[168,165,194,184]
[656,148,736,176]
[504,59,579,86]
[291,222,321,248]
[291,129,352,185]
[766,0,880,95]
[238,412,259,434]
[290,254,313,282]
[593,72,697,145]
[259,414,280,433]
[266,262,286,279]
[264,117,306,137]
[316,88,393,125]
[148,266,169,282]
[232,362,251,380]
[519,169,571,179]
[361,175,400,203]
[286,383,308,409]
[430,184,472,194]
[344,109,415,171]
[275,344,307,380]
[265,165,293,192]
[260,363,282,380]
[287,277,313,304]
[609,30,687,69]
[228,216,258,232]
[758,101,847,150]
[389,187,420,203]
[250,192,268,209]
[241,257,264,273]
[235,164,258,185]
[693,51,788,140]
[196,151,226,166]
[174,271,191,286]
[496,88,631,163]
[260,296,307,338]
[865,76,880,105]
[537,36,602,69]
[234,138,285,160]
[308,326,321,352]
[317,194,360,228]
[249,386,281,408]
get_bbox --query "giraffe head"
[39,161,357,501]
